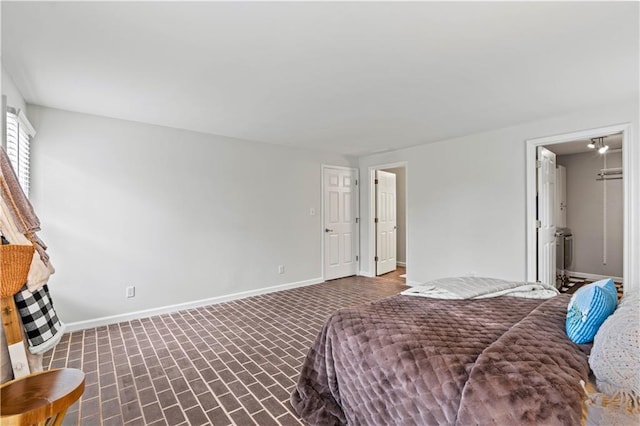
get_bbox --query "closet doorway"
[525,123,635,294]
[368,162,408,278]
[544,134,624,289]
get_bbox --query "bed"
[290,279,593,425]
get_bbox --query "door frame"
[321,164,360,281]
[367,161,408,277]
[525,123,636,292]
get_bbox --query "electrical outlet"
[126,286,135,298]
[278,265,285,274]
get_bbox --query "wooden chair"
[0,368,85,426]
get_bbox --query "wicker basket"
[0,244,34,298]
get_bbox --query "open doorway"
[545,134,624,294]
[368,162,407,280]
[526,124,632,296]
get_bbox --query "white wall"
[358,100,639,292]
[558,151,623,277]
[27,105,354,324]
[2,64,27,112]
[1,64,27,147]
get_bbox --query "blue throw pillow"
[566,279,618,344]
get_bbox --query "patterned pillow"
[566,279,618,344]
[589,293,640,408]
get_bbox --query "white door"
[537,147,557,286]
[324,167,358,280]
[376,170,397,275]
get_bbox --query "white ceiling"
[2,2,638,156]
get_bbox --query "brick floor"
[45,270,406,425]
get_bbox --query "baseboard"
[65,277,324,332]
[397,261,407,267]
[358,270,374,278]
[565,271,623,282]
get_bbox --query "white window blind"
[5,108,35,197]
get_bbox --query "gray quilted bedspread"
[290,294,590,425]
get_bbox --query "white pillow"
[589,292,640,407]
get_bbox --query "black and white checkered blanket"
[14,284,66,354]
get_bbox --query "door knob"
[325,228,334,233]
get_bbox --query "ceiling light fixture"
[588,136,609,154]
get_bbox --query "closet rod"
[599,167,623,174]
[597,171,622,179]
